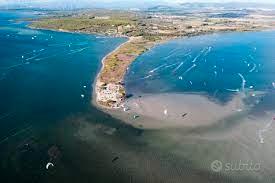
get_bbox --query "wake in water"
[165,62,180,69]
[29,45,89,61]
[48,43,71,47]
[191,52,201,63]
[68,47,90,55]
[0,125,32,145]
[191,46,211,63]
[21,48,45,58]
[35,54,58,61]
[238,73,246,93]
[25,49,46,61]
[225,89,240,92]
[149,64,167,73]
[140,74,153,80]
[0,63,25,71]
[181,64,197,76]
[172,62,184,73]
[9,48,49,65]
[163,48,182,60]
[203,46,212,57]
[249,63,257,73]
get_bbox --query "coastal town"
[31,6,275,108]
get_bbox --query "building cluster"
[97,82,125,108]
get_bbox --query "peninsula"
[30,7,275,108]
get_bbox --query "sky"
[1,0,275,3]
[1,0,275,9]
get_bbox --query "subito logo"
[211,160,223,172]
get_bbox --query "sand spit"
[106,93,248,129]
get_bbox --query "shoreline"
[28,22,275,129]
[92,28,270,110]
[93,36,173,109]
[92,37,131,109]
[28,25,129,38]
[96,91,263,130]
[91,30,272,129]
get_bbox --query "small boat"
[81,94,85,98]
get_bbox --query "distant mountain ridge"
[1,1,275,11]
[178,2,275,10]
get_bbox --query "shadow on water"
[1,106,259,183]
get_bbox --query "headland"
[29,8,275,112]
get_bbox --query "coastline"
[28,25,129,38]
[92,37,131,109]
[93,36,173,109]
[91,30,272,130]
[28,21,275,129]
[92,28,266,110]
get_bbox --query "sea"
[1,10,275,183]
[126,31,275,103]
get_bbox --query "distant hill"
[179,2,275,10]
[1,1,275,11]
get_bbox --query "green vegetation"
[100,37,156,84]
[31,16,136,34]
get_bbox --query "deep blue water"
[126,31,275,103]
[0,10,135,182]
[0,10,126,141]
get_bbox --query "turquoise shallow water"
[126,32,275,104]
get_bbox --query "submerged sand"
[88,91,275,182]
[105,92,252,129]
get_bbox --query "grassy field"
[99,37,154,84]
[31,16,136,34]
